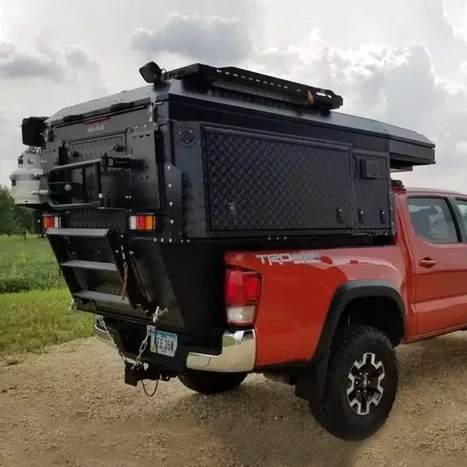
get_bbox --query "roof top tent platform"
[31,62,435,242]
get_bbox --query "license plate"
[150,329,178,357]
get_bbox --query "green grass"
[0,235,64,293]
[0,236,94,357]
[0,288,93,355]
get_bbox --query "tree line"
[0,185,41,236]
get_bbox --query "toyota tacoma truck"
[13,61,459,442]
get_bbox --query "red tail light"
[225,268,261,326]
[42,214,61,229]
[226,269,261,306]
[129,214,156,231]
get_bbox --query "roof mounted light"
[139,61,164,84]
[21,116,48,147]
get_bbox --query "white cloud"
[238,20,467,189]
[1,0,467,194]
[132,14,253,65]
[248,34,436,129]
[0,39,103,84]
[456,141,467,155]
[0,37,108,188]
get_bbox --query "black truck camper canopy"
[19,62,435,242]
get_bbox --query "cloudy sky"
[1,0,467,190]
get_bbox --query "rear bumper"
[94,317,256,373]
[186,330,256,373]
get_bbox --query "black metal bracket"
[47,154,141,210]
[124,363,140,386]
[124,362,170,386]
[124,363,158,385]
[125,362,176,386]
[42,141,66,172]
[162,162,183,241]
[101,154,142,172]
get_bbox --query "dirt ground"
[1,333,467,467]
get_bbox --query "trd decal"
[256,252,321,266]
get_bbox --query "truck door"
[405,195,467,335]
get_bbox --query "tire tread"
[311,325,398,441]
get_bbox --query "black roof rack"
[158,63,344,112]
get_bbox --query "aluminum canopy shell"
[47,66,434,167]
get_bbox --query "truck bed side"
[226,242,407,368]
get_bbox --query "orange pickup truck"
[203,184,467,441]
[15,62,456,443]
[92,184,467,441]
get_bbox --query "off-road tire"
[178,369,247,395]
[310,325,398,442]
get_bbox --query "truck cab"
[397,187,467,338]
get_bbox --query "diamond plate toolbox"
[202,125,356,233]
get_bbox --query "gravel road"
[1,332,467,467]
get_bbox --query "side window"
[454,199,467,232]
[407,197,458,243]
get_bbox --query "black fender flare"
[296,280,405,405]
[312,280,406,365]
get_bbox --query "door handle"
[419,258,438,268]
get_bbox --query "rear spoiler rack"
[140,62,344,112]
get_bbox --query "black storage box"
[172,122,391,238]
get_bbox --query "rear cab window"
[407,197,459,244]
[453,199,467,232]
